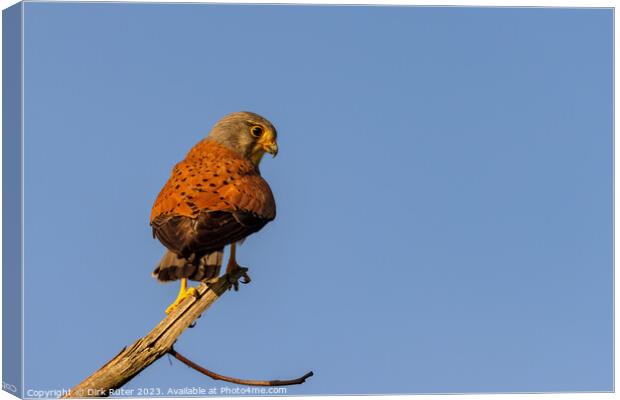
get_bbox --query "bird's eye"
[250,126,263,138]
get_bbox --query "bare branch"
[169,348,314,386]
[62,268,312,397]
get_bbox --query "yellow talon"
[165,278,198,314]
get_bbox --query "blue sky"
[21,3,612,395]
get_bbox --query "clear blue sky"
[22,3,612,395]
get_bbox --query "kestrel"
[150,111,278,313]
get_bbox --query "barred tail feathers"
[152,250,223,282]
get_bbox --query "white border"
[0,1,615,400]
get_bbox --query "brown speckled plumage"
[150,112,277,282]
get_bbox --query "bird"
[150,111,278,313]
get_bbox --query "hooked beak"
[263,141,279,157]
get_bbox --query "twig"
[62,268,312,397]
[168,348,314,386]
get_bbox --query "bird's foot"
[226,266,251,291]
[225,242,251,291]
[165,286,198,314]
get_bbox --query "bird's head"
[208,111,278,166]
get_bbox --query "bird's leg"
[165,278,198,314]
[226,242,251,291]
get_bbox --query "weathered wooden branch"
[62,268,312,397]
